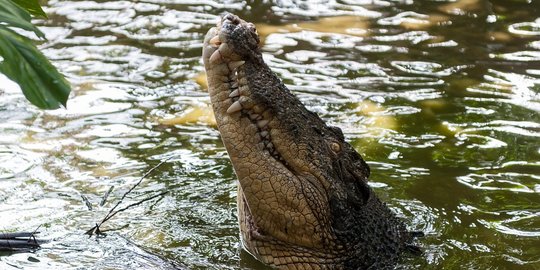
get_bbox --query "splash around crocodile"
[202,14,421,269]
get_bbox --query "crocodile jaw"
[202,15,333,263]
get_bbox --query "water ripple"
[1,0,539,269]
[390,61,468,77]
[272,0,381,18]
[479,211,540,237]
[457,172,539,193]
[0,146,41,179]
[508,18,540,36]
[446,120,540,138]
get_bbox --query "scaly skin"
[202,14,418,270]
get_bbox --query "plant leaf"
[0,0,44,38]
[0,27,70,109]
[12,0,47,18]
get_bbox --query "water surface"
[1,0,539,269]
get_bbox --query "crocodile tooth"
[209,50,222,64]
[237,69,245,76]
[227,75,237,85]
[229,89,240,98]
[228,61,245,71]
[260,131,269,138]
[266,142,274,149]
[218,42,232,56]
[209,36,221,47]
[227,100,242,114]
[257,119,269,128]
[249,113,260,120]
[230,81,239,89]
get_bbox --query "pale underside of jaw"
[204,30,288,165]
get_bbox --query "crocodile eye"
[246,23,260,46]
[248,23,258,35]
[330,142,341,153]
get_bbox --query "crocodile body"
[202,14,417,270]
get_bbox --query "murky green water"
[1,0,539,269]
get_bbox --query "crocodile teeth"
[209,36,221,47]
[227,100,242,114]
[229,89,240,98]
[228,61,245,71]
[209,50,222,64]
[218,42,232,56]
[257,119,269,128]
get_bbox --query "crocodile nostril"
[223,13,240,25]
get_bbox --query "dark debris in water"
[0,232,42,251]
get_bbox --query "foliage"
[0,0,70,109]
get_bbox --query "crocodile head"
[203,14,416,269]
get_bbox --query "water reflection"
[1,0,539,269]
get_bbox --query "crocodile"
[202,14,419,270]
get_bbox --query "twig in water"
[81,194,92,211]
[100,186,114,207]
[98,191,168,226]
[85,157,173,237]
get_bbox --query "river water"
[0,0,539,269]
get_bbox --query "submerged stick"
[0,229,42,251]
[0,239,40,250]
[0,232,37,239]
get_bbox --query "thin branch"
[85,191,168,236]
[100,186,114,206]
[100,191,169,226]
[85,157,173,236]
[101,157,172,224]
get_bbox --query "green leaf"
[12,0,47,18]
[0,0,44,38]
[0,27,70,109]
